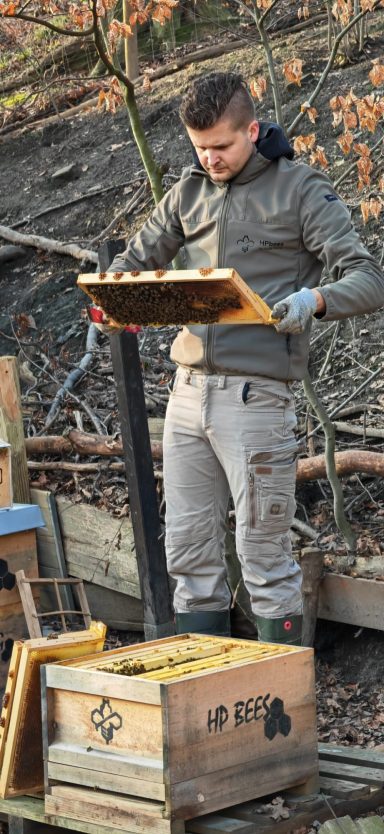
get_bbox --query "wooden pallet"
[0,745,383,834]
[77,268,276,326]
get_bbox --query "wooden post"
[297,547,324,647]
[98,241,174,640]
[0,356,29,504]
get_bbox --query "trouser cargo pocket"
[246,452,297,537]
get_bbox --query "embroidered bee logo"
[237,235,255,252]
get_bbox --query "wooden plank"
[169,750,318,820]
[319,761,384,787]
[0,443,12,509]
[319,744,384,769]
[83,582,143,631]
[319,777,370,799]
[49,687,163,762]
[47,761,166,800]
[318,574,384,631]
[45,664,162,705]
[0,641,22,768]
[45,784,184,834]
[29,489,74,613]
[0,357,29,504]
[47,742,164,783]
[55,497,140,598]
[15,569,41,637]
[0,794,171,834]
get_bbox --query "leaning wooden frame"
[77,268,277,326]
[0,622,106,799]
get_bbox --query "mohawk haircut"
[179,72,255,131]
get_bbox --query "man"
[109,72,384,644]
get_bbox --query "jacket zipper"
[205,182,232,372]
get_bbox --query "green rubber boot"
[256,614,302,646]
[175,610,231,637]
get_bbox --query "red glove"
[88,306,142,334]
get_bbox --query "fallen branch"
[24,433,383,478]
[0,224,97,263]
[297,450,384,480]
[333,421,384,439]
[28,460,124,472]
[25,429,163,460]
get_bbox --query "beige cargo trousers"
[163,369,303,619]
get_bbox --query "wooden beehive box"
[43,634,318,833]
[78,268,275,326]
[0,440,12,509]
[0,622,106,798]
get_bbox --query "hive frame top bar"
[80,268,250,285]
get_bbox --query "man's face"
[186,116,259,182]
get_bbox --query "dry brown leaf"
[369,61,384,86]
[310,145,329,169]
[293,133,316,154]
[337,131,354,155]
[249,76,267,102]
[283,58,303,86]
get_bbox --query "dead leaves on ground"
[316,665,384,747]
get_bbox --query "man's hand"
[271,288,319,334]
[88,306,141,335]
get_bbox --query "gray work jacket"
[110,145,384,380]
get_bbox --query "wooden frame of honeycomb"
[77,268,276,327]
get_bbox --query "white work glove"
[271,288,317,335]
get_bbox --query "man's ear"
[249,120,259,142]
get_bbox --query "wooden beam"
[0,357,29,504]
[318,573,384,631]
[98,241,174,640]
